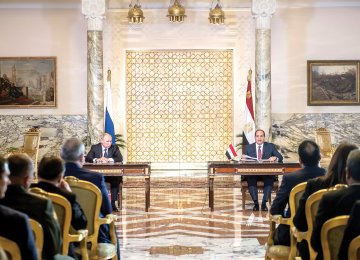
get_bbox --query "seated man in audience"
[270,140,325,246]
[31,155,87,257]
[338,200,360,259]
[85,132,123,211]
[311,149,360,260]
[0,154,62,260]
[0,156,38,260]
[242,129,283,211]
[61,137,120,258]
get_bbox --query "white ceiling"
[1,0,360,9]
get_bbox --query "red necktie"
[258,146,262,160]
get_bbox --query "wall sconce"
[209,0,225,25]
[167,0,186,22]
[128,0,144,23]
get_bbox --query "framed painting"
[307,60,360,106]
[0,57,56,108]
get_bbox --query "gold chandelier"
[209,0,225,25]
[167,0,186,22]
[128,1,144,23]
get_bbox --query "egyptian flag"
[225,144,238,160]
[243,68,255,145]
[104,68,116,145]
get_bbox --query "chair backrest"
[29,187,88,258]
[0,236,21,260]
[22,127,41,177]
[29,218,43,260]
[348,234,360,260]
[314,127,332,157]
[289,182,307,219]
[321,215,349,260]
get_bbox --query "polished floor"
[114,176,271,259]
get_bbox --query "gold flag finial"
[107,68,111,82]
[247,68,252,81]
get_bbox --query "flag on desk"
[225,144,238,160]
[105,68,116,145]
[243,68,255,145]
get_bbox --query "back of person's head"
[325,142,358,186]
[298,140,321,166]
[346,149,360,182]
[60,138,85,162]
[8,153,34,179]
[38,156,65,181]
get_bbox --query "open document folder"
[240,154,271,162]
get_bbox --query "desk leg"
[119,181,123,210]
[209,177,214,212]
[145,177,150,212]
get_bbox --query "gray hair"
[60,138,85,162]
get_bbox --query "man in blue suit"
[60,137,120,259]
[242,129,283,211]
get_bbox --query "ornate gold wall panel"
[126,50,233,162]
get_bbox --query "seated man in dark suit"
[311,149,360,260]
[85,133,123,211]
[0,154,62,260]
[0,156,38,260]
[31,155,87,257]
[61,137,120,258]
[241,129,283,211]
[338,200,360,259]
[270,140,325,246]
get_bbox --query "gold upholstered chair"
[29,218,44,260]
[29,187,88,259]
[20,127,41,178]
[265,181,307,260]
[65,176,118,260]
[321,215,349,260]
[0,236,21,260]
[348,235,360,260]
[314,127,333,158]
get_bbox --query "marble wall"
[0,115,87,159]
[1,113,359,164]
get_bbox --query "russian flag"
[225,144,237,160]
[105,69,115,144]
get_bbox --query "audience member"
[0,156,38,260]
[60,137,120,258]
[85,133,123,211]
[338,200,360,259]
[241,129,283,211]
[311,149,360,260]
[270,140,325,246]
[293,142,358,260]
[0,154,62,260]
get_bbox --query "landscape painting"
[307,60,360,106]
[0,57,56,108]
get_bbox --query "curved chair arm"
[270,214,291,226]
[291,226,307,242]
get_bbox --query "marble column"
[82,0,105,144]
[252,0,276,140]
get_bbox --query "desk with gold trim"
[83,162,151,212]
[207,161,301,211]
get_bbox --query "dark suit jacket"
[85,143,123,163]
[270,165,325,217]
[293,177,331,231]
[311,185,360,260]
[0,185,62,260]
[64,162,112,216]
[338,200,360,259]
[245,142,284,162]
[31,181,87,230]
[0,205,38,260]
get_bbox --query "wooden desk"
[83,162,151,212]
[207,161,301,211]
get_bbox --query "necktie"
[258,146,262,160]
[104,149,108,158]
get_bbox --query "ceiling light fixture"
[167,0,186,22]
[128,0,144,23]
[209,0,225,25]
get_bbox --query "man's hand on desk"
[269,156,278,162]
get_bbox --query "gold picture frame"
[0,57,56,108]
[307,60,360,106]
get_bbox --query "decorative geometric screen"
[126,50,233,162]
